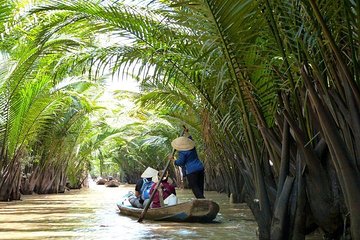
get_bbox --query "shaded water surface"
[0,182,257,239]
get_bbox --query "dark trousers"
[186,170,205,199]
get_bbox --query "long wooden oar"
[138,126,186,223]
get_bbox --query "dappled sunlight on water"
[0,181,258,239]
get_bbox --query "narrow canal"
[0,181,258,239]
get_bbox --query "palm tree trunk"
[0,158,22,201]
[302,66,360,238]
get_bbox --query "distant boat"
[105,180,120,187]
[117,199,220,222]
[96,178,107,185]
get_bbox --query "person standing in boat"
[169,134,205,199]
[129,167,158,208]
[149,170,176,208]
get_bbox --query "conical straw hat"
[141,167,158,178]
[171,137,195,151]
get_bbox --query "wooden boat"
[105,180,120,187]
[117,199,220,222]
[96,178,107,185]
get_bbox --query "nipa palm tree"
[21,0,360,238]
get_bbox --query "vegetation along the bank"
[0,0,359,239]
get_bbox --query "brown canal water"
[0,181,258,240]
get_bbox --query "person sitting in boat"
[149,170,176,208]
[129,167,158,208]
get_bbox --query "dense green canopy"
[0,0,359,239]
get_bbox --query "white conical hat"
[141,167,158,178]
[171,136,195,151]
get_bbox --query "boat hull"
[117,199,220,222]
[105,180,120,187]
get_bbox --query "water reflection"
[0,182,257,239]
